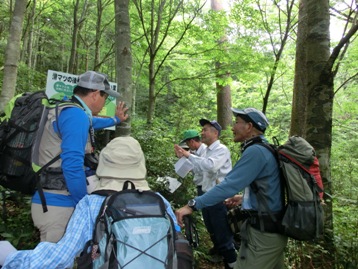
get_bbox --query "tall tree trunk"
[147,57,156,124]
[20,11,29,63]
[32,28,39,72]
[291,0,308,136]
[211,0,232,130]
[0,0,27,112]
[93,0,103,70]
[114,0,132,136]
[69,0,87,74]
[25,0,36,90]
[68,0,80,74]
[216,75,232,130]
[26,0,35,69]
[292,0,334,267]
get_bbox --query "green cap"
[180,129,200,144]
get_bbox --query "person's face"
[232,116,251,142]
[185,139,194,150]
[91,90,109,115]
[201,124,218,145]
[186,139,198,150]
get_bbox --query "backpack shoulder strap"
[35,154,62,213]
[250,140,284,225]
[92,194,113,248]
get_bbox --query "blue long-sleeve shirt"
[195,141,283,213]
[3,193,180,269]
[32,106,120,207]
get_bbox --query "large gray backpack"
[254,136,325,241]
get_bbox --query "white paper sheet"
[174,157,194,178]
[157,176,182,193]
[0,241,17,265]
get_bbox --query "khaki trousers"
[31,203,74,243]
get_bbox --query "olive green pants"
[235,224,288,269]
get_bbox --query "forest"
[0,0,357,268]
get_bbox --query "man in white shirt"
[179,129,207,194]
[175,119,237,269]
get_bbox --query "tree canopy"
[0,0,357,268]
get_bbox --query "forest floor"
[196,260,227,269]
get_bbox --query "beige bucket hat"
[95,136,150,191]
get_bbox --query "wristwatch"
[187,199,197,211]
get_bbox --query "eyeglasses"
[99,91,109,100]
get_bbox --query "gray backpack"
[255,136,325,241]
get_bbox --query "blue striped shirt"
[3,193,179,269]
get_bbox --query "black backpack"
[0,91,78,211]
[76,181,194,269]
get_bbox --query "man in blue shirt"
[1,136,180,269]
[176,108,288,269]
[31,71,129,243]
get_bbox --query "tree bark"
[26,0,35,69]
[114,0,132,136]
[212,0,232,131]
[93,0,105,70]
[292,0,334,267]
[0,0,27,112]
[291,0,308,136]
[68,0,87,74]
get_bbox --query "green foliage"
[0,190,39,249]
[131,117,196,205]
[0,0,357,267]
[333,202,358,269]
[331,82,358,268]
[284,240,329,269]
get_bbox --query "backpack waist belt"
[248,212,283,234]
[40,167,67,191]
